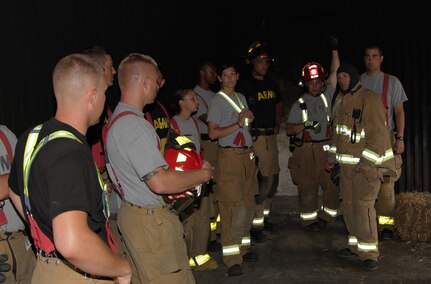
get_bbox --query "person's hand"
[393,139,405,154]
[102,171,112,193]
[114,271,132,284]
[355,163,368,173]
[304,120,321,133]
[329,35,338,50]
[325,159,334,172]
[238,109,254,126]
[202,160,213,181]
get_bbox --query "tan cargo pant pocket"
[355,200,375,238]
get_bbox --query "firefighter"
[327,63,397,271]
[361,45,408,240]
[286,42,340,231]
[238,41,282,242]
[207,63,258,277]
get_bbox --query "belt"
[37,254,107,279]
[303,139,330,143]
[219,146,252,154]
[0,229,26,239]
[291,138,329,144]
[124,201,170,215]
[220,146,251,149]
[251,128,275,136]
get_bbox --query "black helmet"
[245,41,274,64]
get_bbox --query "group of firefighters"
[0,36,407,283]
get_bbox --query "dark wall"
[1,1,429,192]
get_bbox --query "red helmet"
[299,62,325,87]
[165,147,203,172]
[163,136,203,207]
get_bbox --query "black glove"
[329,35,338,50]
[330,163,340,186]
[304,120,321,134]
[0,253,11,283]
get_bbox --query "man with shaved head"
[106,53,213,283]
[8,53,132,283]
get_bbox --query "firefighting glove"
[330,163,340,187]
[329,35,338,50]
[0,253,11,283]
[304,120,321,134]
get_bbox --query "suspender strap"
[0,129,13,163]
[105,111,140,198]
[156,100,171,125]
[217,91,249,127]
[196,93,209,112]
[23,125,117,254]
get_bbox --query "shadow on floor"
[193,195,431,284]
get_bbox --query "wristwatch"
[396,136,404,141]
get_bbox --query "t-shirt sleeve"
[287,102,302,124]
[207,97,222,125]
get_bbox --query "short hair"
[117,53,158,90]
[53,53,103,96]
[82,45,112,68]
[365,45,384,56]
[217,62,237,76]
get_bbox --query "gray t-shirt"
[287,84,335,141]
[0,125,25,232]
[106,102,167,207]
[193,85,215,134]
[170,115,201,154]
[361,71,408,131]
[207,91,253,147]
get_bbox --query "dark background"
[1,1,429,192]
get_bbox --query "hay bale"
[395,192,431,242]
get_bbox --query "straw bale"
[395,192,431,242]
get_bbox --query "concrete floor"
[193,196,431,284]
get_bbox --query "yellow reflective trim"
[336,154,360,165]
[24,128,82,198]
[175,136,193,146]
[335,125,365,143]
[300,211,318,220]
[378,216,395,225]
[322,206,338,217]
[189,254,211,267]
[222,245,241,256]
[241,236,251,246]
[210,221,217,231]
[253,217,264,225]
[216,214,221,223]
[263,209,270,216]
[362,147,394,165]
[348,235,358,246]
[358,242,378,252]
[328,146,337,154]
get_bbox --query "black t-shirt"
[238,76,281,128]
[9,118,108,248]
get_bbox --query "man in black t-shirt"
[8,53,131,283]
[238,41,283,243]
